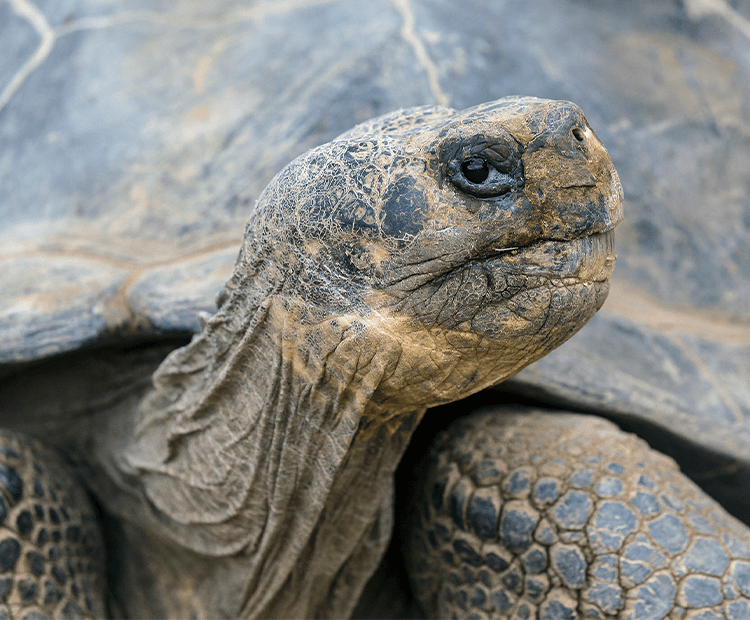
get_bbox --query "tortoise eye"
[448,155,523,198]
[461,157,489,184]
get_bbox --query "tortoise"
[2,0,750,619]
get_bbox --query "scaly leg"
[407,408,750,619]
[0,432,104,620]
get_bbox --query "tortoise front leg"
[0,431,105,620]
[407,408,750,619]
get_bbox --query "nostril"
[572,127,585,143]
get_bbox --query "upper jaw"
[375,228,617,324]
[382,225,617,292]
[482,230,617,284]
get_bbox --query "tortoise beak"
[512,101,623,242]
[583,124,624,230]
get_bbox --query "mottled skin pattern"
[0,434,104,620]
[2,98,624,618]
[407,411,750,619]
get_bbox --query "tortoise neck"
[100,288,420,617]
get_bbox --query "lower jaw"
[379,277,611,410]
[470,276,609,344]
[466,229,616,333]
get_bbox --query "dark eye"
[448,155,523,198]
[462,157,489,184]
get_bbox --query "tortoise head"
[229,97,623,411]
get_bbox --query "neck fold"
[102,273,417,617]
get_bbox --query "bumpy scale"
[0,433,104,620]
[407,409,750,619]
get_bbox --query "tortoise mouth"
[381,230,616,332]
[429,229,617,296]
[443,229,616,318]
[480,229,616,286]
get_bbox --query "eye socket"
[448,155,523,198]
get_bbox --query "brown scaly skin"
[1,98,622,618]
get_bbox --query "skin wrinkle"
[137,302,276,481]
[391,246,469,271]
[381,258,460,291]
[393,232,609,301]
[401,269,596,331]
[507,282,602,361]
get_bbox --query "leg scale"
[0,432,104,620]
[407,407,750,619]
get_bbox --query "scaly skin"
[407,408,750,619]
[0,433,104,620]
[89,98,621,618]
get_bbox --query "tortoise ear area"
[314,174,431,243]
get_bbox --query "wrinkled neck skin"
[93,248,425,618]
[94,245,608,619]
